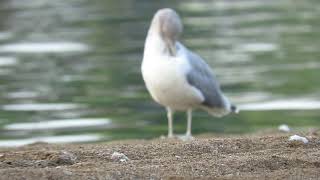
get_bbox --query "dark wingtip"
[231,105,239,114]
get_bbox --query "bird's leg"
[178,109,194,141]
[180,109,194,141]
[166,107,174,138]
[186,109,192,137]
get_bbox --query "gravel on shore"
[0,132,319,179]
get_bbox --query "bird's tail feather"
[200,106,229,117]
[201,104,239,117]
[231,104,239,114]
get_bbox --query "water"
[0,0,319,147]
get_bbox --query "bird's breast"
[141,55,204,110]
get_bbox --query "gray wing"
[185,49,225,108]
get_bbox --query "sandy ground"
[0,132,320,180]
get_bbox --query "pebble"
[63,169,73,176]
[51,151,77,165]
[60,151,77,163]
[289,135,309,144]
[111,152,129,162]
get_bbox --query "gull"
[141,8,238,140]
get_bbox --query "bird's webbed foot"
[178,134,194,141]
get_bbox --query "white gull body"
[141,8,237,139]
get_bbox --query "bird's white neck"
[144,33,167,56]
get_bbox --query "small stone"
[59,151,77,164]
[111,152,129,162]
[49,151,77,166]
[289,135,308,144]
[63,169,73,176]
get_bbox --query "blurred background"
[0,0,319,147]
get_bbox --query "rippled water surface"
[0,0,319,146]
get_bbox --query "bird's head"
[149,8,183,56]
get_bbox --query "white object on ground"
[111,152,129,162]
[278,124,290,132]
[289,135,309,144]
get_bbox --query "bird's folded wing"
[185,50,225,108]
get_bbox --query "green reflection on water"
[0,0,319,144]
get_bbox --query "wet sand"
[0,132,319,180]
